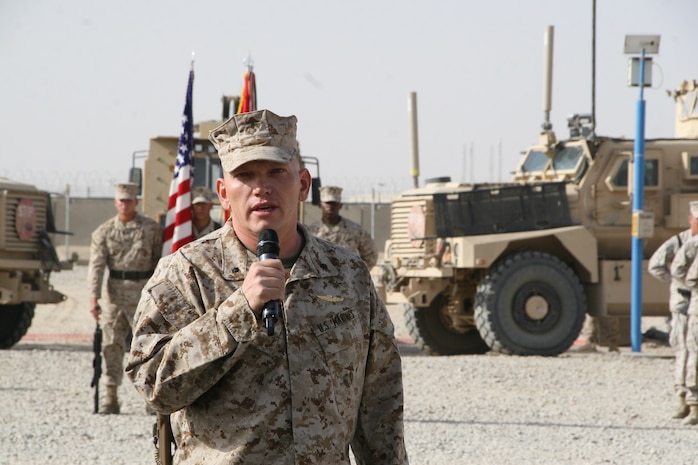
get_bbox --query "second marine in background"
[308,185,377,269]
[191,186,222,239]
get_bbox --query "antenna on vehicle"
[408,92,420,188]
[540,25,557,155]
[590,0,597,137]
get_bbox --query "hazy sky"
[1,0,696,198]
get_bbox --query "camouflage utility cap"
[320,186,343,203]
[691,200,698,218]
[209,109,299,173]
[191,186,214,205]
[114,183,138,200]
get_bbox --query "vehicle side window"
[612,160,629,187]
[644,159,659,186]
[610,159,659,188]
[193,156,223,193]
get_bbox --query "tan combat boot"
[672,394,689,419]
[681,405,698,425]
[101,385,120,414]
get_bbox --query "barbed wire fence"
[2,169,418,201]
[321,175,416,203]
[2,169,124,198]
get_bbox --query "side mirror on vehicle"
[129,168,143,196]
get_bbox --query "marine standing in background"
[126,109,408,464]
[648,201,698,420]
[87,182,163,414]
[668,201,698,425]
[308,185,378,268]
[191,186,222,239]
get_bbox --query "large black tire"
[0,303,35,349]
[474,251,585,356]
[404,297,490,356]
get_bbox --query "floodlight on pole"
[624,34,660,353]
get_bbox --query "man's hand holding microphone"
[241,229,287,335]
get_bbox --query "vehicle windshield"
[518,143,586,180]
[521,150,549,172]
[551,145,583,171]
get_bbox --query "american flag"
[162,66,194,256]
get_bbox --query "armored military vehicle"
[0,178,72,348]
[374,63,698,355]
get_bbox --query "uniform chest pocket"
[107,228,144,254]
[149,281,201,329]
[312,312,366,393]
[313,310,366,356]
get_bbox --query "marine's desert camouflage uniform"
[649,229,692,398]
[308,217,378,268]
[87,213,162,386]
[194,219,221,239]
[671,234,698,406]
[126,223,408,465]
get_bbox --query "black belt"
[678,288,692,299]
[109,270,154,281]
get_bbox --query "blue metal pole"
[631,49,646,352]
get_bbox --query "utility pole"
[624,34,661,352]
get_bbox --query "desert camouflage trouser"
[670,312,688,398]
[684,314,698,405]
[102,278,147,386]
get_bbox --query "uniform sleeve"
[685,254,698,290]
[125,261,261,413]
[648,238,674,282]
[150,222,164,270]
[671,242,696,288]
[86,226,108,299]
[350,287,408,465]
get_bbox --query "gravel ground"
[2,265,692,465]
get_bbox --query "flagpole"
[238,53,256,114]
[243,52,254,72]
[244,53,256,111]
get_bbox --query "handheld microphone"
[256,228,280,336]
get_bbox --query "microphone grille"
[257,228,280,256]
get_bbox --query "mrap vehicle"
[0,178,72,348]
[374,75,698,356]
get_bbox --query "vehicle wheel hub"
[512,282,560,333]
[524,295,549,321]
